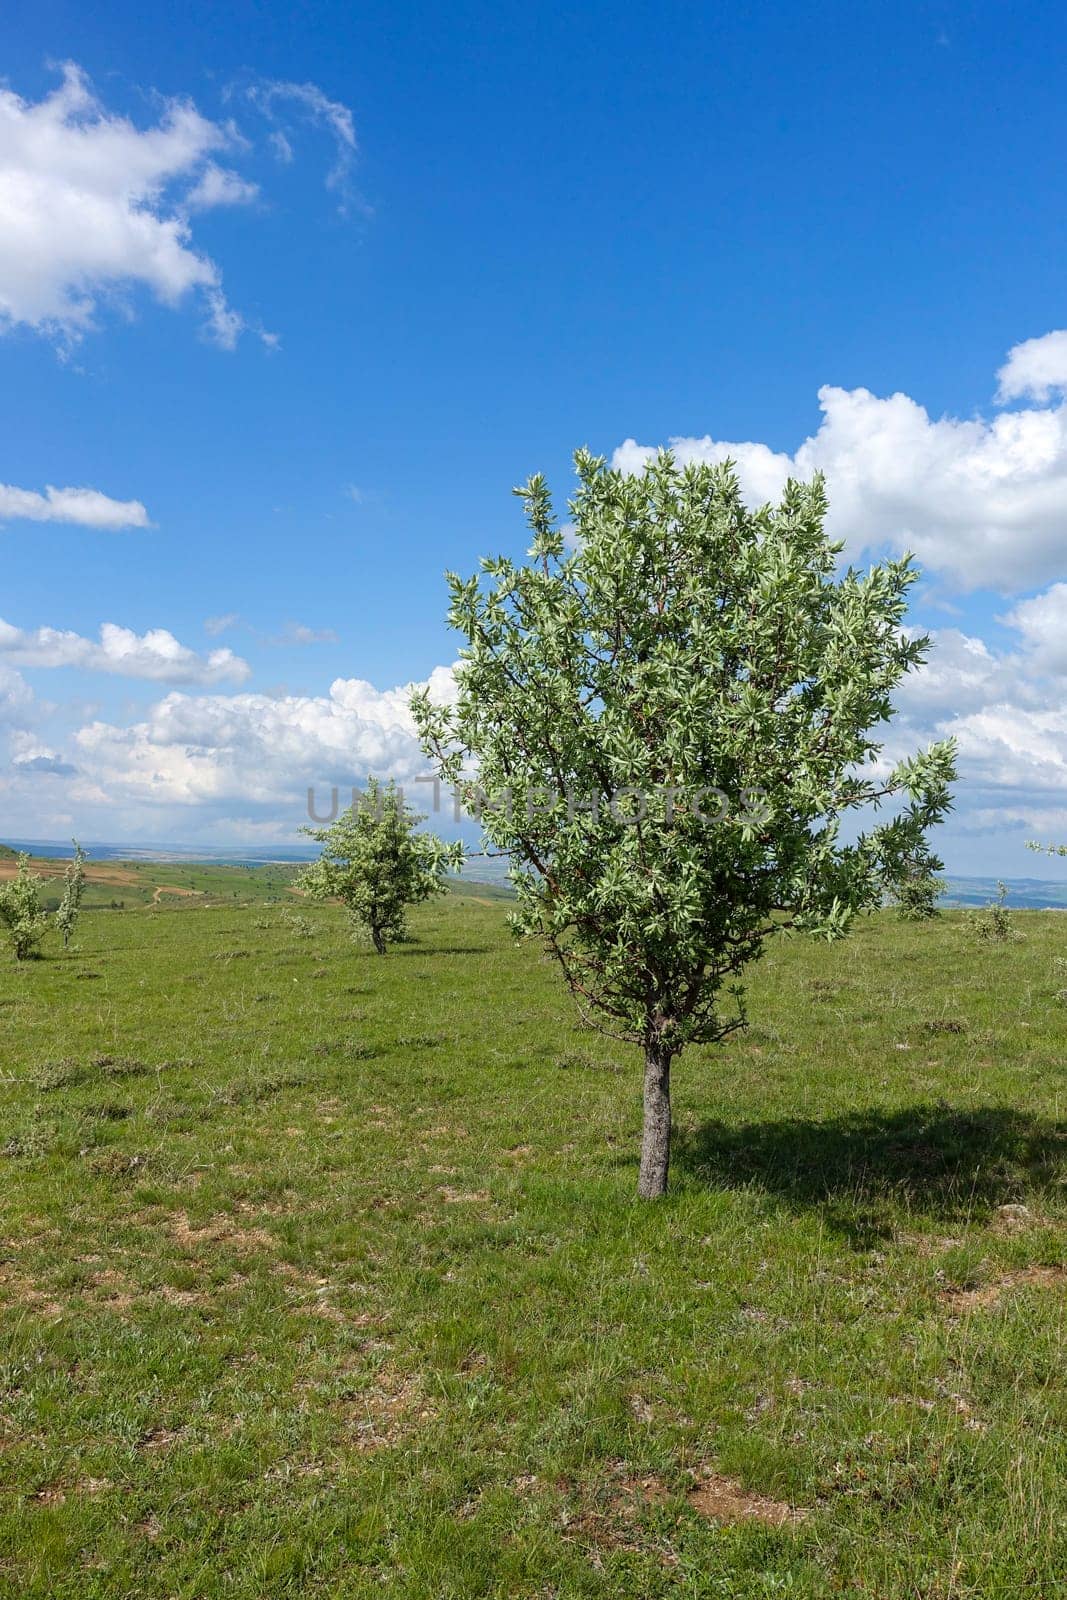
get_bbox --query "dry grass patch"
[0,1263,64,1318]
[940,1263,1067,1312]
[159,1284,210,1308]
[139,1426,188,1451]
[87,1267,138,1311]
[342,1367,436,1451]
[562,1465,678,1568]
[168,1210,278,1253]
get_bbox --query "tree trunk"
[371,925,386,955]
[637,1040,673,1198]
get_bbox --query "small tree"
[413,452,956,1197]
[299,777,464,952]
[886,842,945,920]
[969,880,1022,943]
[55,839,87,948]
[0,854,49,961]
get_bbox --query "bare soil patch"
[940,1263,1067,1312]
[687,1471,806,1527]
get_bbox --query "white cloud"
[996,329,1067,403]
[882,598,1067,836]
[204,612,240,637]
[247,80,357,209]
[946,705,1067,801]
[0,62,357,348]
[202,290,246,351]
[0,62,362,349]
[268,129,294,164]
[0,63,250,345]
[70,663,456,808]
[273,622,339,646]
[11,743,78,776]
[0,619,251,685]
[184,162,259,212]
[1001,583,1067,674]
[613,335,1067,592]
[0,663,34,726]
[0,480,149,529]
[891,628,1021,720]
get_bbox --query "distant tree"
[0,854,49,961]
[413,451,957,1197]
[299,777,464,953]
[54,840,87,948]
[886,842,945,920]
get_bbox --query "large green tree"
[299,777,463,953]
[413,451,956,1197]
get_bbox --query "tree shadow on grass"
[674,1104,1067,1246]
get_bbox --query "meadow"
[1,888,1065,1597]
[0,845,303,912]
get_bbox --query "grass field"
[1,893,1065,1597]
[0,848,303,911]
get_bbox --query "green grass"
[2,852,508,913]
[2,855,304,912]
[1,898,1065,1597]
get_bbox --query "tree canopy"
[414,450,956,1194]
[299,777,463,953]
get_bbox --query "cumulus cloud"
[0,63,251,344]
[613,335,1067,592]
[0,663,34,726]
[184,162,259,212]
[0,619,251,685]
[996,329,1067,403]
[0,62,364,347]
[1001,583,1067,674]
[883,595,1067,834]
[0,480,149,529]
[13,750,78,777]
[71,664,457,809]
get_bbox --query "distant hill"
[941,876,1067,910]
[0,843,17,860]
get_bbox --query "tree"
[412,451,957,1197]
[0,854,49,961]
[55,840,88,948]
[299,777,464,953]
[969,880,1021,943]
[886,841,945,920]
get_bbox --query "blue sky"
[2,0,1067,875]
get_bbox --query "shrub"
[886,844,945,920]
[969,882,1023,943]
[54,840,87,948]
[0,854,48,961]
